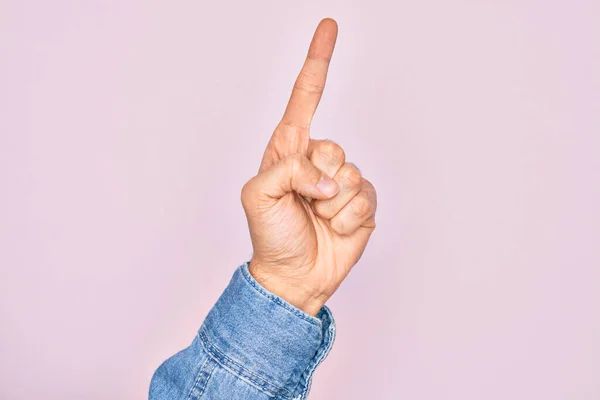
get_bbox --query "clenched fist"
[241,19,377,316]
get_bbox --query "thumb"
[244,153,339,201]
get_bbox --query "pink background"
[1,1,599,399]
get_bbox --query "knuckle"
[279,119,311,132]
[369,189,378,211]
[294,75,324,95]
[286,153,312,184]
[307,52,332,62]
[341,164,362,187]
[318,140,345,165]
[363,181,378,210]
[362,177,375,191]
[286,153,304,172]
[331,216,346,234]
[313,199,334,218]
[351,195,371,218]
[365,217,377,231]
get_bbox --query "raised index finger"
[280,18,338,129]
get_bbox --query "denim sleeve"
[149,261,336,400]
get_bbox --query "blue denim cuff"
[199,262,335,399]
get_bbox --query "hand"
[241,18,377,316]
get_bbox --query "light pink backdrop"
[1,1,599,399]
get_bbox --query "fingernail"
[317,176,339,197]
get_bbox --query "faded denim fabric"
[149,262,336,400]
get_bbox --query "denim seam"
[302,323,335,399]
[295,307,336,400]
[198,327,292,399]
[196,359,217,399]
[185,355,216,400]
[240,263,321,327]
[185,356,208,400]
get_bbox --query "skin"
[241,18,378,316]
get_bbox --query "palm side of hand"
[241,19,377,316]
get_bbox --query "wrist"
[248,258,328,316]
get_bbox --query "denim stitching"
[301,323,335,398]
[195,359,217,398]
[198,328,292,398]
[239,262,321,327]
[295,307,336,399]
[186,356,210,400]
